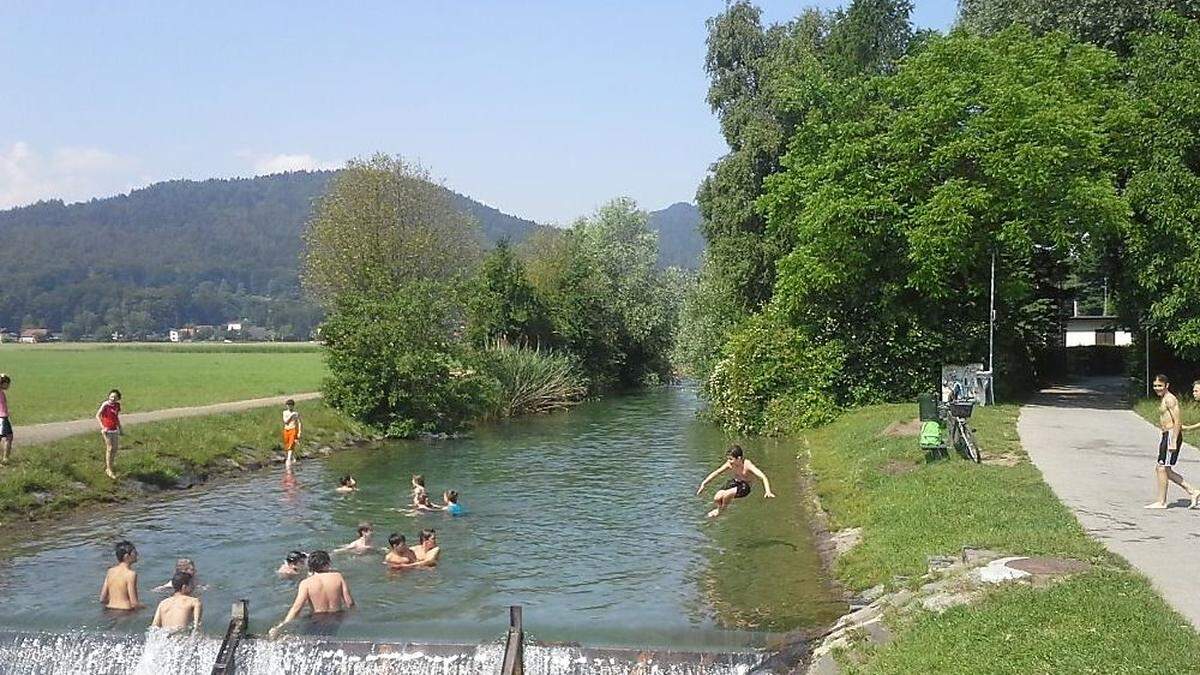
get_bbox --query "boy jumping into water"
[100,540,143,610]
[151,571,202,631]
[0,374,13,463]
[696,445,776,518]
[282,399,302,469]
[96,389,122,479]
[1145,374,1200,509]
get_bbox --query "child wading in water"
[696,444,776,518]
[282,399,302,469]
[151,571,202,631]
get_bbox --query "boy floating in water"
[384,533,417,569]
[412,475,438,511]
[335,522,375,553]
[268,550,353,638]
[440,490,464,516]
[153,558,198,593]
[336,475,358,493]
[696,445,776,518]
[277,551,307,577]
[151,571,202,631]
[282,399,302,470]
[100,540,144,610]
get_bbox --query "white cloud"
[250,153,341,175]
[0,142,137,209]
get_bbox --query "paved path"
[18,392,322,446]
[1019,377,1200,629]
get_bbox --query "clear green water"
[0,387,842,649]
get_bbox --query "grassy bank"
[0,343,326,423]
[0,401,356,519]
[1134,396,1200,429]
[801,403,1200,672]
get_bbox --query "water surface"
[0,388,842,649]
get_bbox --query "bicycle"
[943,399,982,463]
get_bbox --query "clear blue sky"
[1,1,957,224]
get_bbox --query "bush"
[705,313,844,434]
[479,341,588,418]
[320,284,500,437]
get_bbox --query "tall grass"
[480,341,587,419]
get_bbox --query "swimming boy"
[100,540,143,610]
[150,571,202,631]
[405,529,441,568]
[96,389,122,479]
[441,490,464,516]
[0,374,13,463]
[411,475,435,510]
[336,475,358,493]
[282,399,302,469]
[152,558,198,593]
[384,533,417,569]
[268,550,353,638]
[334,522,375,553]
[1145,374,1200,509]
[696,444,776,518]
[277,551,307,577]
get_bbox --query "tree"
[301,154,483,306]
[958,0,1200,54]
[465,241,553,348]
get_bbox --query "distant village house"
[19,328,51,344]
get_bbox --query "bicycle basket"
[949,400,975,418]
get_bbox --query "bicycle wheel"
[948,418,962,457]
[961,423,982,463]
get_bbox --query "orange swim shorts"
[283,427,299,451]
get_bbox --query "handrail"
[211,600,248,675]
[500,605,524,675]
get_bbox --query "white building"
[1064,316,1132,347]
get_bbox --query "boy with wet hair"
[100,540,143,610]
[406,529,441,568]
[441,490,464,516]
[696,444,776,518]
[384,533,417,569]
[335,522,375,553]
[151,571,202,631]
[269,550,353,638]
[277,551,307,577]
[0,374,13,463]
[152,558,198,593]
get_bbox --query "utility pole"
[988,251,996,404]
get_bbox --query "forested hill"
[0,171,542,338]
[647,202,703,269]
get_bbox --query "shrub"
[705,313,844,434]
[479,341,588,418]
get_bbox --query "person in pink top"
[96,389,123,479]
[0,374,12,463]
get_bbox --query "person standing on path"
[282,398,302,469]
[1187,380,1200,433]
[0,374,13,463]
[1145,375,1200,509]
[96,389,123,480]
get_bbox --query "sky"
[1,1,957,224]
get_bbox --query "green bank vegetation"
[1134,395,1200,430]
[305,155,683,436]
[0,343,326,424]
[804,402,1200,672]
[0,402,354,519]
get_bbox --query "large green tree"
[958,0,1200,53]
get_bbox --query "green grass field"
[802,403,1200,672]
[1134,396,1200,430]
[0,343,326,424]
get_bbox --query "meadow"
[0,343,326,424]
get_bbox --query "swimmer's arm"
[746,460,776,498]
[696,461,730,495]
[151,602,162,628]
[341,578,354,607]
[271,584,309,636]
[127,571,144,608]
[99,576,109,604]
[403,547,441,568]
[192,599,202,630]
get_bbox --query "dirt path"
[1019,377,1200,629]
[17,392,322,446]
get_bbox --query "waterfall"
[0,630,762,675]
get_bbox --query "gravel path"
[1019,377,1200,629]
[16,392,322,446]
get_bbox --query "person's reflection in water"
[281,467,300,505]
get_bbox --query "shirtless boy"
[100,540,144,610]
[696,444,776,518]
[277,551,307,577]
[384,533,417,569]
[151,571,202,631]
[96,389,122,479]
[406,529,441,568]
[334,522,375,553]
[152,558,198,593]
[412,475,436,510]
[0,374,14,463]
[282,399,302,470]
[1145,374,1200,509]
[268,550,353,637]
[1186,380,1200,432]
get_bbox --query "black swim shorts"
[1158,431,1183,467]
[0,417,11,439]
[723,478,751,499]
